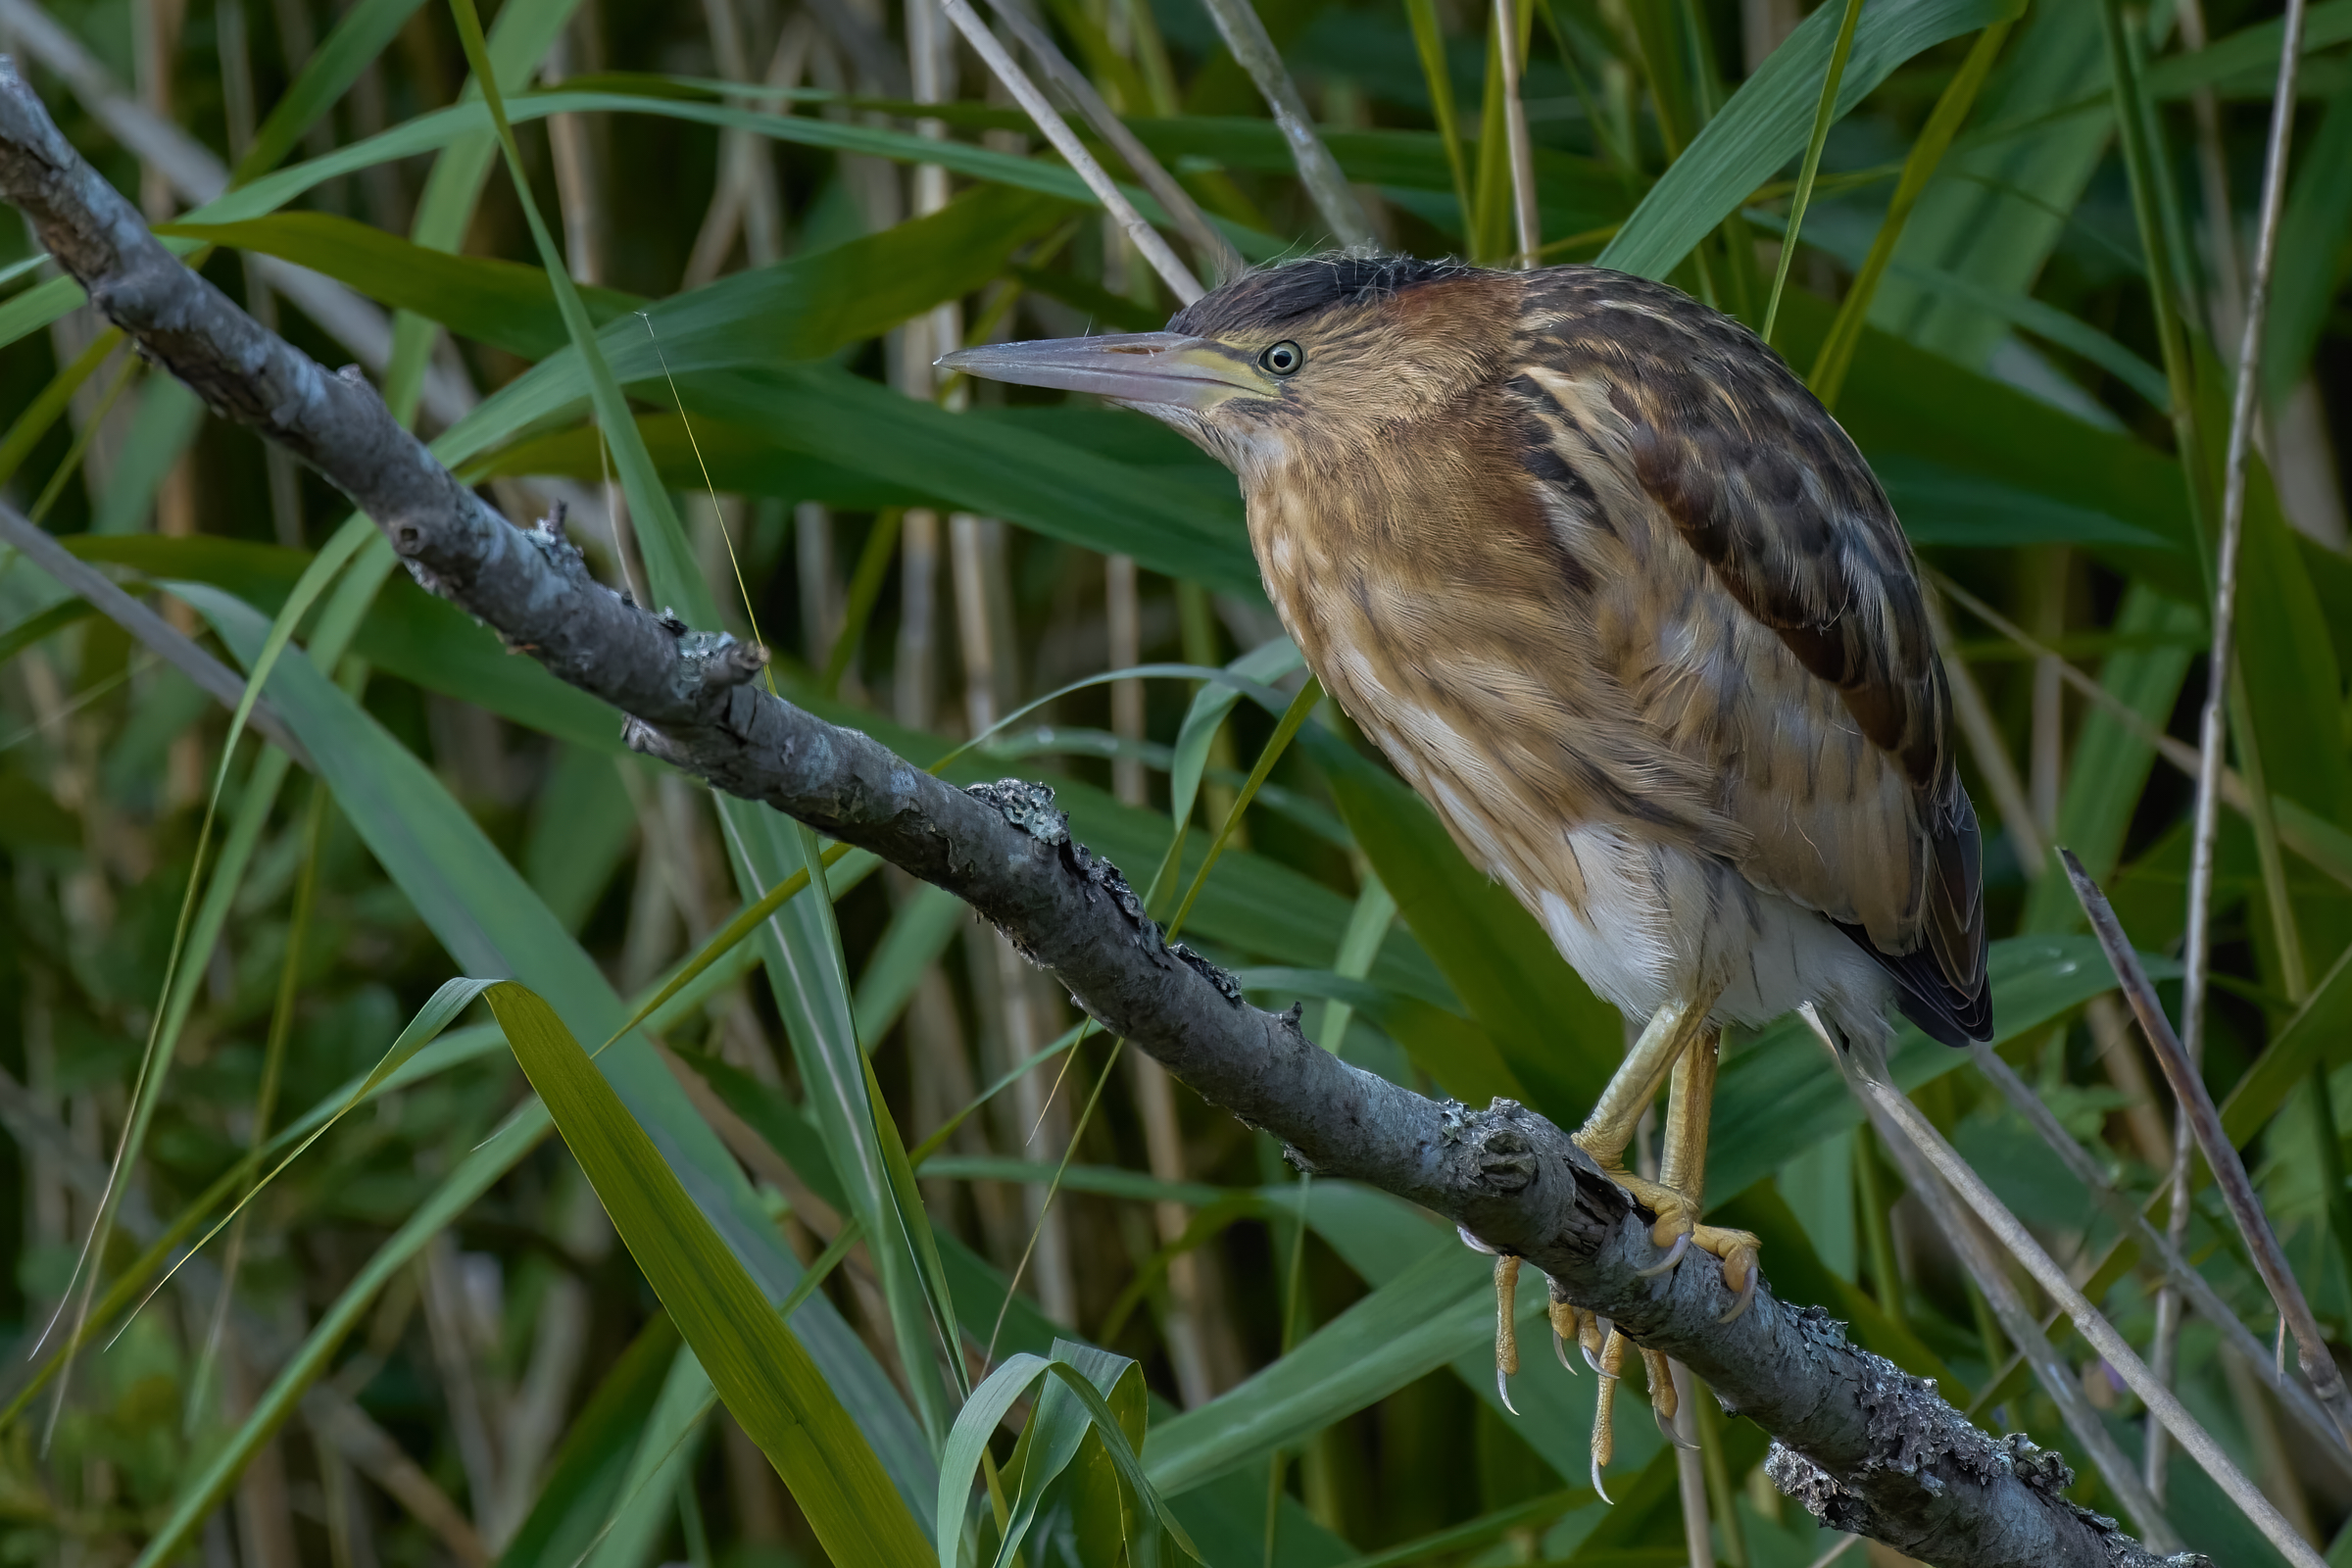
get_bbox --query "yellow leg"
[1571,991,1721,1175]
[1616,1025,1762,1319]
[1576,1008,1765,1498]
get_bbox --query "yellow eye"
[1258,340,1303,376]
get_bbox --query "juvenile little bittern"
[944,255,1990,1487]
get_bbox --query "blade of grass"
[1760,0,1863,345]
[489,981,933,1565]
[0,324,118,491]
[443,0,706,619]
[2063,850,2352,1448]
[1403,0,1472,232]
[1810,20,2011,409]
[234,0,431,181]
[1600,0,2015,282]
[1495,0,1539,267]
[1841,1022,2325,1568]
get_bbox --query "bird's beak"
[937,332,1272,412]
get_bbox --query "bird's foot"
[1613,1173,1761,1323]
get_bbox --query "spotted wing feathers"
[1515,267,1989,1045]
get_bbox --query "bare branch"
[0,62,2196,1568]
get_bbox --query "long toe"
[1589,1327,1628,1500]
[1494,1254,1522,1412]
[1690,1225,1761,1320]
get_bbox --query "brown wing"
[1510,266,1988,1045]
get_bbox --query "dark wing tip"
[1838,783,1991,1047]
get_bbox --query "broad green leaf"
[0,598,96,663]
[380,0,584,420]
[1875,453,2170,550]
[2222,940,2352,1146]
[91,378,204,535]
[2141,0,2352,101]
[447,0,709,625]
[1292,1182,1663,1487]
[524,747,640,933]
[1142,1240,1540,1496]
[173,182,1065,368]
[1768,289,2206,606]
[580,1348,712,1568]
[89,536,1440,996]
[941,1348,1200,1568]
[713,365,1256,593]
[193,89,1275,255]
[487,981,932,1565]
[132,1102,553,1568]
[987,1342,1174,1568]
[1873,0,2110,368]
[1234,965,1526,1105]
[2265,73,2352,406]
[671,1028,1356,1559]
[161,212,640,360]
[179,585,938,1500]
[718,805,959,1444]
[1599,0,2023,281]
[0,325,120,491]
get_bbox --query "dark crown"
[1168,253,1483,337]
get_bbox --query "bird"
[942,253,1990,1487]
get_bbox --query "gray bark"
[0,61,2201,1568]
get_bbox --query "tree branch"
[0,61,2202,1568]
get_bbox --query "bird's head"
[939,254,1514,483]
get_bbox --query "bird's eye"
[1258,340,1303,376]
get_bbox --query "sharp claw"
[1717,1262,1758,1325]
[1553,1326,1574,1372]
[1591,1452,1613,1504]
[1635,1230,1690,1278]
[1497,1361,1520,1415]
[1655,1403,1697,1450]
[1589,1317,1619,1372]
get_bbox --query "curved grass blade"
[235,0,433,182]
[1809,21,2012,409]
[1599,0,2020,281]
[131,1098,553,1568]
[486,981,934,1566]
[1760,0,1865,345]
[940,1348,1202,1568]
[110,977,498,1335]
